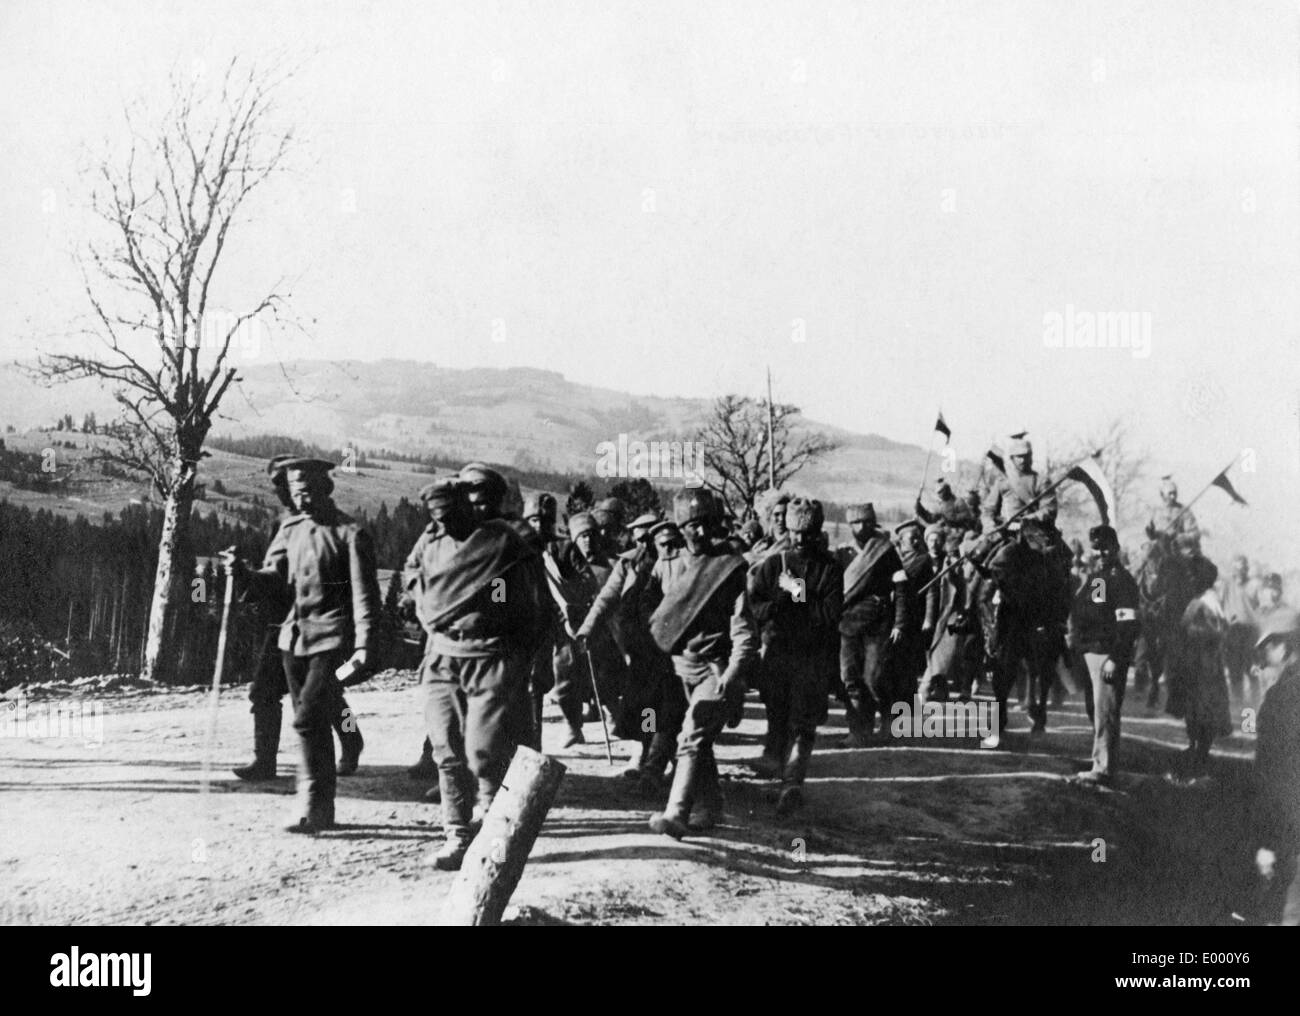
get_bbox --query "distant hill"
[1,359,960,515]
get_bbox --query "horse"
[970,521,1073,740]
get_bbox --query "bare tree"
[693,394,839,517]
[1045,417,1151,532]
[33,60,297,682]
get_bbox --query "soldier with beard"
[835,504,908,746]
[411,478,545,869]
[222,458,381,833]
[747,498,842,814]
[640,487,759,839]
[232,455,365,782]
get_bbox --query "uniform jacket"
[1067,560,1141,661]
[410,519,544,658]
[749,543,843,654]
[248,504,381,657]
[642,545,758,671]
[1146,502,1200,542]
[982,468,1057,528]
[837,534,908,638]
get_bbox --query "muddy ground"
[0,672,1266,926]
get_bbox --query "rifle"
[918,451,1098,595]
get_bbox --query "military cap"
[419,477,465,508]
[266,453,294,477]
[626,512,660,530]
[1159,474,1178,495]
[649,519,681,539]
[786,497,824,534]
[845,502,875,524]
[591,508,616,528]
[459,462,507,493]
[923,522,946,541]
[894,518,923,539]
[278,457,336,475]
[1255,607,1300,649]
[673,485,722,525]
[568,512,598,539]
[523,492,558,521]
[1088,524,1119,549]
[1007,435,1032,456]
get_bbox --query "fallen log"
[439,746,566,926]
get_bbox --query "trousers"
[281,650,346,810]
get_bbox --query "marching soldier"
[1067,525,1141,785]
[835,504,908,747]
[222,457,381,833]
[747,497,842,814]
[884,520,936,725]
[521,492,563,750]
[640,487,759,839]
[411,478,546,869]
[550,512,627,747]
[575,512,685,789]
[232,455,365,782]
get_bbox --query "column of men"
[221,446,1276,865]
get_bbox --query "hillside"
[0,359,949,515]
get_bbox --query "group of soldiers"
[217,439,1299,919]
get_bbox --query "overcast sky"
[2,0,1297,544]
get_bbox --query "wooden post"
[439,747,567,926]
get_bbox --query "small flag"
[1211,469,1248,506]
[935,412,951,443]
[1066,454,1116,526]
[986,448,1006,476]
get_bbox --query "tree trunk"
[439,747,566,926]
[141,482,194,684]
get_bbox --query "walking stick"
[200,550,237,799]
[582,644,615,765]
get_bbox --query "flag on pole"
[1066,454,1116,525]
[935,411,951,443]
[1211,469,1248,506]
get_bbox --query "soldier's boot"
[408,737,438,780]
[776,733,815,817]
[754,724,789,779]
[648,753,698,840]
[335,705,364,776]
[689,750,724,832]
[839,697,871,749]
[233,701,281,781]
[426,763,474,870]
[285,729,336,834]
[623,740,651,781]
[636,730,677,797]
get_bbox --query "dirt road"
[0,673,1264,925]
